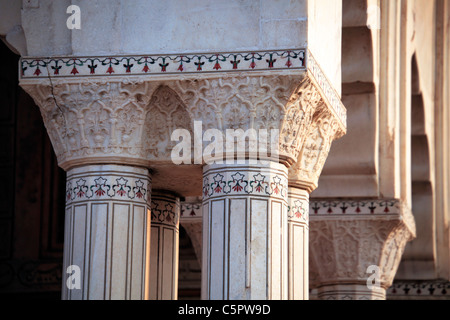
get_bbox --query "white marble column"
[148,192,180,300]
[62,164,152,300]
[201,161,289,300]
[287,188,309,300]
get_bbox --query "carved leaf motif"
[143,85,191,158]
[223,95,250,130]
[144,107,168,157]
[256,101,282,130]
[84,102,110,148]
[116,103,143,145]
[20,73,344,167]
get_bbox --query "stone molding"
[310,199,414,220]
[314,284,387,300]
[309,199,416,296]
[19,49,346,171]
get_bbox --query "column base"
[316,284,387,300]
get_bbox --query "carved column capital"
[20,50,346,171]
[175,73,338,166]
[288,103,345,192]
[20,80,161,170]
[309,199,416,300]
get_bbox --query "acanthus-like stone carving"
[21,81,157,169]
[175,74,337,165]
[288,103,345,192]
[21,70,345,171]
[144,85,192,159]
[309,201,416,299]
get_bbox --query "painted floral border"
[151,199,179,226]
[20,49,306,78]
[66,175,151,204]
[180,203,202,219]
[309,199,401,216]
[388,280,450,297]
[202,171,288,200]
[288,199,309,223]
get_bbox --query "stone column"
[19,81,157,300]
[287,188,309,300]
[148,191,180,300]
[201,161,289,300]
[62,164,152,300]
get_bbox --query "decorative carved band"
[307,51,347,127]
[309,198,416,236]
[310,199,407,216]
[19,49,345,129]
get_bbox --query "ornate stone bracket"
[309,199,416,300]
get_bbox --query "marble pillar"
[62,164,152,300]
[148,192,180,300]
[201,162,289,300]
